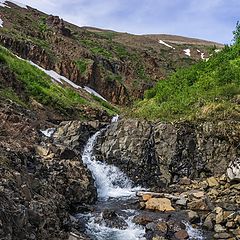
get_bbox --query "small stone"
[176,198,187,206]
[220,174,227,182]
[174,230,189,239]
[142,194,152,201]
[214,224,226,233]
[186,210,200,224]
[139,201,146,209]
[35,145,49,156]
[231,183,240,190]
[188,199,209,211]
[68,232,81,240]
[207,188,219,197]
[207,177,219,187]
[213,232,232,239]
[179,177,191,185]
[21,184,32,201]
[146,222,156,231]
[145,198,175,212]
[226,221,235,228]
[203,213,215,230]
[133,215,153,225]
[14,172,22,187]
[199,180,208,189]
[191,191,205,199]
[216,212,224,224]
[156,222,168,234]
[152,237,166,240]
[214,207,223,214]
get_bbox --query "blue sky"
[18,0,240,44]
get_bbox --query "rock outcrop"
[0,100,104,239]
[95,119,162,187]
[96,119,240,187]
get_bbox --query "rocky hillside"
[0,1,223,105]
[132,40,240,122]
[1,1,239,240]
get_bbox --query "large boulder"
[95,119,162,187]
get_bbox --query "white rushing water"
[83,212,146,240]
[80,124,145,240]
[82,128,141,200]
[80,123,204,240]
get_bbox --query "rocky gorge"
[1,103,239,239]
[0,1,239,240]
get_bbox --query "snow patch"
[184,49,191,57]
[201,52,205,60]
[159,40,175,49]
[40,128,55,138]
[0,0,27,8]
[197,49,201,53]
[14,54,82,89]
[28,61,81,89]
[111,115,119,123]
[0,18,3,28]
[214,49,221,53]
[84,86,107,102]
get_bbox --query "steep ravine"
[1,106,239,239]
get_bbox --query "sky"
[16,0,240,44]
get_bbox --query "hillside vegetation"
[0,46,118,118]
[133,42,240,121]
[0,2,222,105]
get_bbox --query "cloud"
[16,0,240,43]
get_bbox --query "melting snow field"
[14,53,109,101]
[0,18,3,28]
[184,49,191,56]
[28,61,82,89]
[0,0,27,8]
[159,40,175,49]
[84,86,108,102]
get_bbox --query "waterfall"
[79,123,204,240]
[81,128,141,200]
[79,126,145,240]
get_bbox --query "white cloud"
[11,0,240,43]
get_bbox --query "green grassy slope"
[132,43,240,122]
[0,46,118,118]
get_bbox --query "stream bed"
[76,127,208,240]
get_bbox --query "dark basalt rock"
[96,119,240,188]
[102,209,128,230]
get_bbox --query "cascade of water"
[80,121,204,240]
[81,128,141,200]
[79,122,146,240]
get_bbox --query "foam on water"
[81,211,146,240]
[185,222,205,240]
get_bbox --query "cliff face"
[96,119,240,187]
[0,2,223,105]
